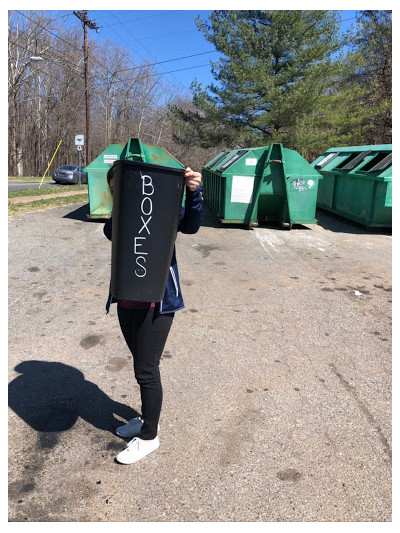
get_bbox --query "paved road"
[8,180,61,192]
[8,201,392,522]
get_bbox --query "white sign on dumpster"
[231,175,255,203]
[104,154,118,165]
[75,135,84,146]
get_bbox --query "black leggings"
[117,305,174,440]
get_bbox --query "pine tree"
[169,10,347,153]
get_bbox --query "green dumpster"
[312,145,392,228]
[202,143,322,229]
[85,137,184,219]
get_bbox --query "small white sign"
[291,178,307,192]
[77,145,82,151]
[246,158,257,166]
[75,135,84,146]
[104,154,118,165]
[231,175,255,203]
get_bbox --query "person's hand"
[184,167,201,191]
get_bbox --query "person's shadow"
[8,360,138,434]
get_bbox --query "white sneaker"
[116,417,160,438]
[116,437,160,464]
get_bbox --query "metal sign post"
[77,146,82,184]
[75,135,84,186]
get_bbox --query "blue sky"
[68,9,358,96]
[88,10,217,96]
[16,8,359,97]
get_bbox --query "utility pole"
[73,10,100,166]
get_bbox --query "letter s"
[135,256,147,278]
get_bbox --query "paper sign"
[104,155,118,164]
[246,158,257,166]
[231,175,255,203]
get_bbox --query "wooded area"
[8,10,211,177]
[8,10,391,177]
[170,10,392,161]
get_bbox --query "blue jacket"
[104,185,202,314]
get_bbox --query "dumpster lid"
[217,150,249,171]
[205,150,230,168]
[362,153,392,173]
[315,152,339,168]
[335,151,373,170]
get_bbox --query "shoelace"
[127,437,140,450]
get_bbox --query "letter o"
[141,196,152,216]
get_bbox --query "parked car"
[52,165,88,185]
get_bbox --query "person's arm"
[178,167,202,234]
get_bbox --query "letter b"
[141,174,154,196]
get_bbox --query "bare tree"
[8,10,212,177]
[8,11,86,175]
[8,10,53,176]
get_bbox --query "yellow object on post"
[39,139,62,188]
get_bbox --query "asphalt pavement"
[8,200,392,522]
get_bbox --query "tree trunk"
[9,94,18,176]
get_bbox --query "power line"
[91,10,176,25]
[13,10,193,100]
[8,57,81,88]
[9,34,84,77]
[110,11,185,91]
[8,34,88,92]
[114,49,217,74]
[10,19,215,82]
[133,62,212,82]
[11,11,195,115]
[14,10,84,55]
[9,24,171,114]
[114,27,195,43]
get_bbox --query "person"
[103,165,202,464]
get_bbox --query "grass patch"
[8,176,53,182]
[8,193,89,217]
[9,185,88,199]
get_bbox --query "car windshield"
[59,165,76,170]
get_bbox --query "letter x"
[139,216,152,235]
